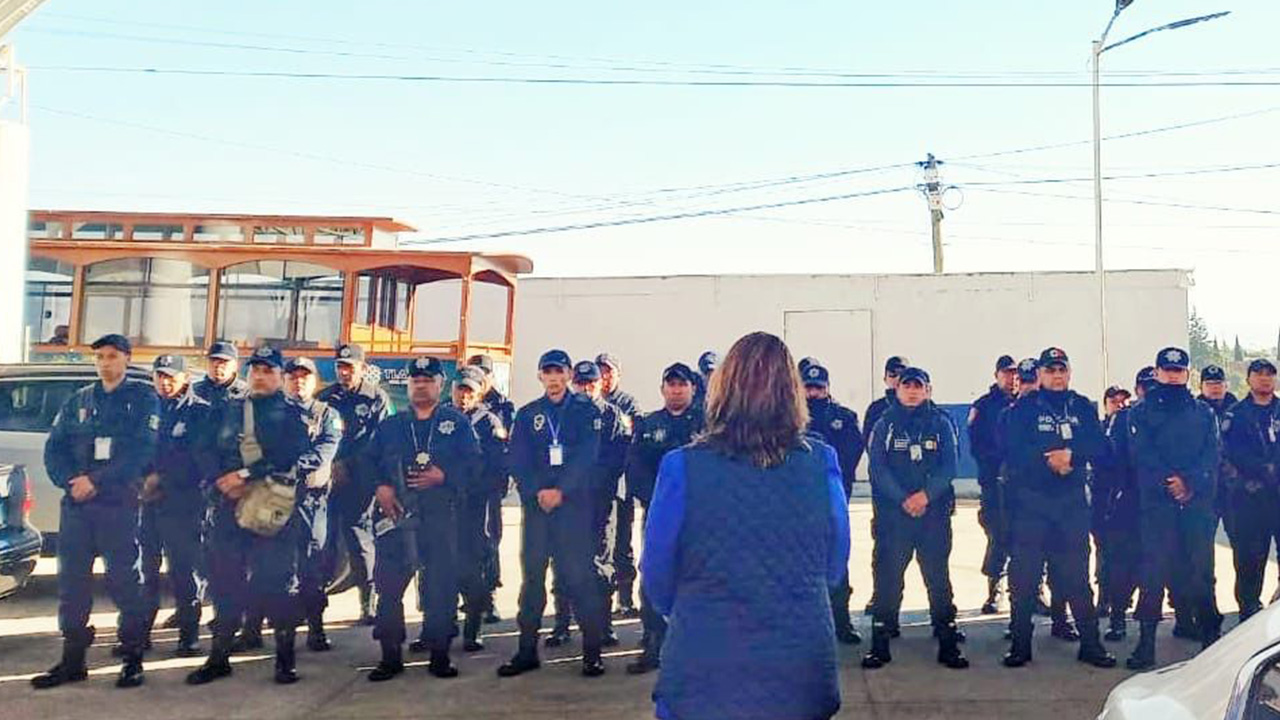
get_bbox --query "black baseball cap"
[885,356,909,375]
[1249,358,1278,375]
[407,356,444,378]
[335,344,365,365]
[538,349,572,371]
[663,362,697,383]
[573,360,601,383]
[802,364,830,388]
[90,333,132,354]
[698,351,719,375]
[1104,385,1131,400]
[1201,365,1226,383]
[1039,347,1070,369]
[1135,366,1157,390]
[798,357,822,375]
[595,353,621,372]
[207,341,238,361]
[996,355,1016,372]
[1016,358,1039,383]
[898,367,931,386]
[286,357,318,375]
[246,345,284,369]
[152,354,185,376]
[467,354,495,375]
[1155,347,1190,371]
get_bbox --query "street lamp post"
[1091,3,1229,389]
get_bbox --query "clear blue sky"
[9,0,1279,347]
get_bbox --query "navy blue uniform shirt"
[626,405,704,505]
[509,392,602,501]
[1129,383,1219,507]
[868,402,957,509]
[807,397,864,489]
[1222,395,1280,488]
[1003,388,1105,495]
[45,378,159,505]
[212,391,313,486]
[968,384,1016,474]
[369,404,482,497]
[151,385,216,505]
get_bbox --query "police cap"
[1104,385,1131,400]
[798,357,822,375]
[90,333,132,355]
[152,354,185,376]
[996,355,1016,372]
[207,341,238,361]
[662,362,697,384]
[335,344,365,365]
[1155,347,1190,371]
[538,349,572,371]
[898,367,930,386]
[246,345,284,369]
[802,364,830,388]
[456,366,485,392]
[1248,358,1278,375]
[407,356,444,378]
[286,356,318,375]
[1016,358,1039,383]
[1135,366,1157,390]
[594,353,622,372]
[573,360,601,383]
[884,356,909,375]
[1039,347,1070,369]
[1201,364,1226,383]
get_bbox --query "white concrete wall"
[0,119,30,363]
[511,269,1190,414]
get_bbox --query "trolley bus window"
[217,260,344,349]
[81,258,210,347]
[26,259,74,345]
[412,279,462,343]
[469,280,511,345]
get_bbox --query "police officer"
[862,355,908,626]
[969,355,1018,615]
[1001,347,1115,669]
[692,350,718,410]
[1093,384,1135,641]
[1126,347,1222,670]
[1222,358,1280,625]
[284,357,342,652]
[596,352,643,618]
[802,361,865,644]
[33,334,157,690]
[498,349,609,678]
[139,354,212,659]
[317,343,390,626]
[187,346,317,686]
[467,353,515,624]
[624,362,704,675]
[449,366,508,652]
[366,357,480,682]
[193,341,248,411]
[861,366,966,670]
[546,361,628,648]
[1199,364,1238,415]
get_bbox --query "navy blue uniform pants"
[553,484,617,631]
[374,497,458,651]
[1224,485,1280,618]
[326,474,376,596]
[297,489,330,620]
[1100,500,1142,622]
[516,497,606,654]
[871,501,957,629]
[1135,501,1218,627]
[635,495,668,655]
[482,489,505,595]
[613,492,637,603]
[205,503,300,641]
[978,470,1010,580]
[58,500,149,649]
[1007,489,1100,655]
[456,491,492,616]
[139,500,204,637]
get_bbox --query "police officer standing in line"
[366,357,480,681]
[447,366,508,652]
[692,351,718,410]
[596,353,643,618]
[33,334,157,690]
[498,349,609,678]
[187,346,316,686]
[1094,383,1137,641]
[546,361,628,648]
[968,355,1019,615]
[1126,348,1222,670]
[283,357,343,652]
[1199,365,1238,415]
[624,362,704,675]
[863,367,968,671]
[1001,347,1115,669]
[193,341,249,410]
[1221,358,1280,625]
[317,343,390,627]
[862,356,908,627]
[138,354,212,659]
[467,353,515,624]
[802,361,865,645]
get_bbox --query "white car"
[1098,602,1280,720]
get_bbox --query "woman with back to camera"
[641,331,852,720]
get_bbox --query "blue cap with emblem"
[698,351,719,375]
[90,333,132,354]
[286,356,318,375]
[1201,365,1226,383]
[467,354,495,375]
[885,356,909,375]
[1016,358,1039,383]
[996,355,1016,372]
[1155,347,1190,370]
[898,367,930,386]
[573,360,601,383]
[456,366,485,392]
[246,345,283,369]
[1135,365,1157,390]
[407,356,444,378]
[802,363,830,388]
[1039,347,1070,369]
[152,354,185,376]
[798,357,822,375]
[1104,385,1131,400]
[594,353,621,372]
[335,343,365,365]
[1248,358,1278,375]
[663,362,697,383]
[538,349,572,371]
[207,341,238,361]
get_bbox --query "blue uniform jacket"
[369,405,482,498]
[290,397,343,489]
[45,378,159,506]
[1128,383,1219,508]
[968,384,1015,479]
[807,397,864,491]
[1222,395,1280,489]
[212,391,313,488]
[464,404,509,496]
[868,402,957,511]
[151,386,217,508]
[509,392,601,502]
[1003,388,1105,495]
[482,387,516,431]
[625,406,704,505]
[863,389,897,448]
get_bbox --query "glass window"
[252,226,308,244]
[0,379,88,432]
[1251,658,1280,720]
[28,220,64,240]
[217,261,344,348]
[313,226,365,246]
[355,274,375,325]
[71,222,125,240]
[26,259,75,345]
[82,258,209,347]
[413,279,462,342]
[132,224,186,241]
[469,281,511,344]
[192,223,245,243]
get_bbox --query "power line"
[968,187,1280,216]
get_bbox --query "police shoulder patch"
[438,420,456,435]
[533,414,546,432]
[831,418,844,431]
[148,414,160,431]
[593,418,603,431]
[172,421,186,438]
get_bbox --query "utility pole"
[917,153,945,274]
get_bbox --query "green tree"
[1235,335,1245,362]
[1188,309,1213,370]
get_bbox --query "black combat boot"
[429,648,459,679]
[626,632,662,675]
[1104,611,1127,642]
[615,583,639,619]
[860,624,892,669]
[274,627,299,684]
[497,637,542,678]
[462,613,485,652]
[1171,612,1199,640]
[833,601,861,645]
[31,629,93,690]
[1076,621,1117,668]
[981,577,1002,615]
[305,613,331,652]
[116,650,145,688]
[581,645,606,677]
[544,619,573,648]
[936,623,969,669]
[230,614,264,653]
[1125,621,1157,671]
[368,641,404,682]
[1200,611,1223,650]
[357,585,376,627]
[186,636,234,685]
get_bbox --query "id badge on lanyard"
[94,436,112,461]
[547,410,565,467]
[1059,422,1073,441]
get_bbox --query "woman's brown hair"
[698,331,809,468]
